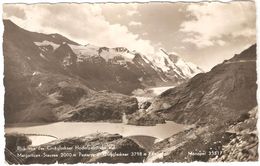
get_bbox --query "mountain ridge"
[4,19,202,92]
[3,19,201,123]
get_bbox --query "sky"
[2,1,256,71]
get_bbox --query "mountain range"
[3,19,202,123]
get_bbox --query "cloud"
[216,40,226,46]
[128,21,142,27]
[3,4,154,54]
[126,5,139,16]
[3,5,26,19]
[142,32,148,36]
[127,10,139,16]
[180,2,256,48]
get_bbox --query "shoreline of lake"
[5,121,190,146]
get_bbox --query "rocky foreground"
[5,133,147,164]
[210,107,258,162]
[147,107,258,162]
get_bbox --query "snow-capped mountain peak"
[159,48,203,78]
[34,39,202,82]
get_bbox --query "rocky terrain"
[127,108,165,126]
[18,90,139,123]
[210,107,258,162]
[62,92,138,122]
[146,44,257,126]
[147,107,258,162]
[3,19,201,123]
[5,133,147,164]
[144,44,258,162]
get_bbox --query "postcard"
[2,0,258,164]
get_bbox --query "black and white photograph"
[2,0,258,164]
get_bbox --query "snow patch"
[138,77,143,82]
[39,53,48,60]
[149,86,175,96]
[143,50,175,73]
[69,44,136,63]
[99,48,135,63]
[160,76,168,82]
[32,71,40,76]
[140,49,202,79]
[34,41,59,50]
[69,44,99,62]
[62,55,73,67]
[142,56,150,64]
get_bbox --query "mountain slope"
[145,44,257,162]
[147,107,258,162]
[3,20,137,123]
[146,44,257,125]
